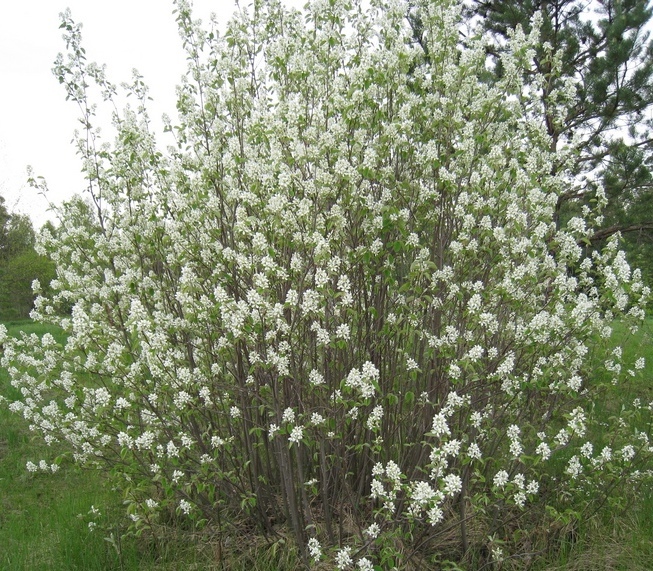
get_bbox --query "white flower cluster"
[26,460,59,474]
[345,362,380,399]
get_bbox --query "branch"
[587,222,653,244]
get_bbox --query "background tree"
[0,249,56,320]
[0,195,35,262]
[457,0,653,281]
[0,195,55,319]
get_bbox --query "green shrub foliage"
[2,0,651,568]
[0,249,56,320]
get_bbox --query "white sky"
[0,1,250,227]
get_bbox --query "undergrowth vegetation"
[1,0,652,569]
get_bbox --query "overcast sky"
[0,1,247,227]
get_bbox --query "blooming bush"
[2,0,652,567]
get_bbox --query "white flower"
[117,432,134,449]
[566,455,582,479]
[282,407,295,424]
[567,375,582,391]
[526,480,539,495]
[494,470,509,488]
[431,413,451,438]
[114,397,130,410]
[467,442,482,459]
[370,478,384,499]
[448,363,461,379]
[507,425,520,439]
[366,405,384,431]
[600,446,612,463]
[466,345,484,362]
[336,324,351,340]
[509,439,523,458]
[411,481,436,505]
[167,441,179,458]
[309,369,324,385]
[385,461,401,483]
[442,474,462,496]
[307,537,321,559]
[335,546,353,570]
[365,523,380,538]
[311,412,325,425]
[470,411,483,428]
[314,268,329,288]
[442,439,461,457]
[467,293,482,313]
[179,499,192,515]
[311,321,330,345]
[536,442,551,460]
[345,362,379,398]
[555,429,570,447]
[289,426,303,444]
[174,390,192,409]
[428,505,444,525]
[568,407,587,437]
[286,288,299,305]
[357,557,374,571]
[492,546,504,562]
[135,431,155,450]
[621,445,636,461]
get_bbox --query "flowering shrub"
[2,0,652,567]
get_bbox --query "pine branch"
[588,221,653,244]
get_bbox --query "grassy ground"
[0,321,133,570]
[535,316,653,571]
[1,318,652,570]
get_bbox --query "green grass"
[534,317,653,571]
[0,321,135,570]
